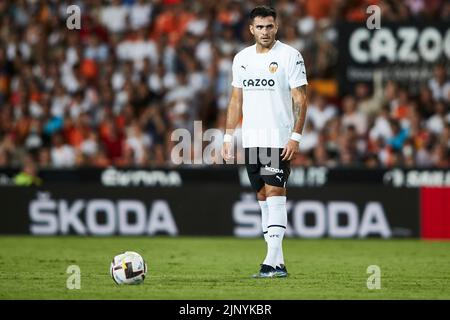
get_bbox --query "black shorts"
[244,147,291,192]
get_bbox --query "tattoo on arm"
[292,85,307,134]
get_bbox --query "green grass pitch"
[1,236,450,299]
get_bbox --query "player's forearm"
[225,92,242,135]
[292,85,308,135]
[293,102,307,135]
[225,107,241,135]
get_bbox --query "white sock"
[260,200,284,267]
[262,196,287,268]
[258,200,269,243]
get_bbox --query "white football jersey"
[232,40,308,148]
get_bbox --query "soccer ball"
[110,251,147,285]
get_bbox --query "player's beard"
[258,35,275,49]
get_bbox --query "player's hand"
[281,139,299,161]
[221,142,234,162]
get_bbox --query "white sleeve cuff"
[290,132,302,142]
[223,134,233,143]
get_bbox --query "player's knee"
[256,188,266,201]
[265,186,286,198]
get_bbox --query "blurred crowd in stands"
[0,0,449,171]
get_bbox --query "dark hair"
[250,6,277,21]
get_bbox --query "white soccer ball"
[110,251,147,285]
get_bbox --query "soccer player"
[221,6,308,278]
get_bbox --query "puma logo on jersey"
[276,175,282,182]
